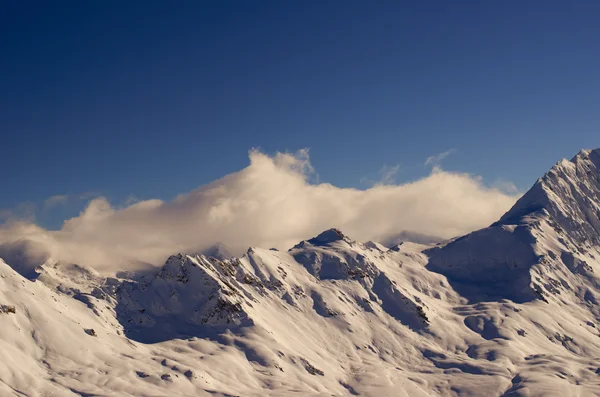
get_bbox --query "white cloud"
[43,195,68,209]
[377,164,401,186]
[0,202,37,223]
[492,180,520,195]
[360,164,401,187]
[425,149,456,169]
[0,149,520,274]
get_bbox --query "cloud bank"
[0,149,520,274]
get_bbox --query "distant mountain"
[0,149,599,396]
[196,243,234,260]
[381,230,445,247]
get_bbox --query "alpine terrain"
[1,149,600,397]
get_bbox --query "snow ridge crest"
[498,147,600,245]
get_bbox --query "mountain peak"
[290,228,354,250]
[497,148,600,233]
[428,147,600,303]
[309,228,349,245]
[571,147,600,163]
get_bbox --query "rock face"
[0,149,600,396]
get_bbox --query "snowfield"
[1,149,600,396]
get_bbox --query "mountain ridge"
[1,148,600,396]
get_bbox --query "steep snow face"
[427,224,539,302]
[428,148,600,303]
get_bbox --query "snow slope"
[1,149,600,396]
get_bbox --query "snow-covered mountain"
[428,149,600,303]
[1,149,600,396]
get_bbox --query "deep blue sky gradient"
[2,1,599,228]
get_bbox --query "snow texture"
[1,149,600,396]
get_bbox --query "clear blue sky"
[2,1,599,228]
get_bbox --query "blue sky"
[2,1,599,229]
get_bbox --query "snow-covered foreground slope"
[2,149,600,396]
